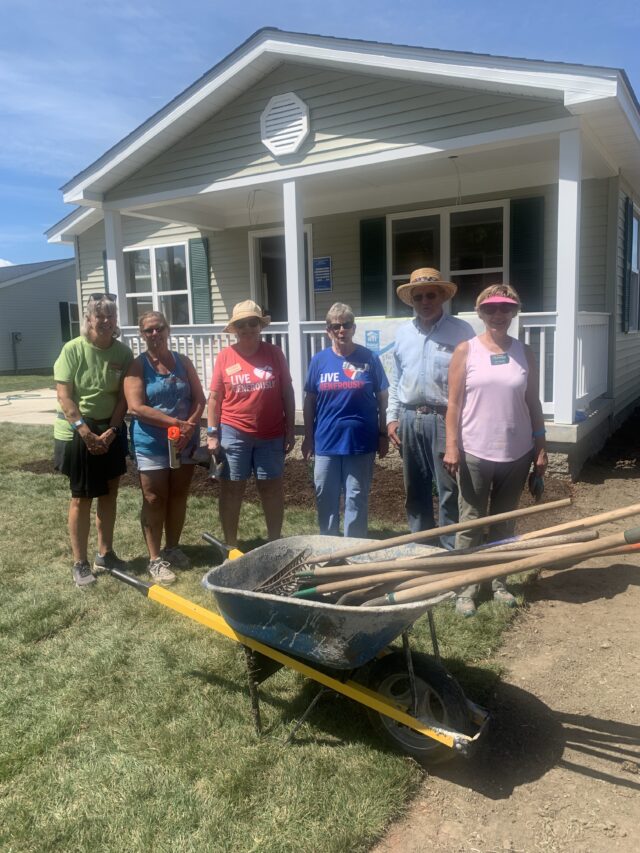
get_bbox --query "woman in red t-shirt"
[207,301,295,546]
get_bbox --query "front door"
[256,234,310,321]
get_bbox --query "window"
[59,301,80,342]
[124,244,190,325]
[387,202,508,315]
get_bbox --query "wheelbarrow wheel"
[366,652,472,764]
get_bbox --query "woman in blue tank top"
[124,311,206,585]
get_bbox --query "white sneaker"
[161,546,191,569]
[148,557,176,585]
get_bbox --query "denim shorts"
[220,424,285,481]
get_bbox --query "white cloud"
[0,259,15,267]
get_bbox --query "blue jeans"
[314,453,375,537]
[399,409,459,549]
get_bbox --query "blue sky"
[1,0,638,266]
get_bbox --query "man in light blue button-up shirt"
[387,269,474,547]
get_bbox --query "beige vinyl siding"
[209,229,251,323]
[613,179,640,414]
[579,179,609,312]
[0,265,76,372]
[106,63,569,203]
[77,220,107,304]
[310,213,362,317]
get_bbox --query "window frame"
[385,199,510,315]
[123,241,192,325]
[629,208,640,333]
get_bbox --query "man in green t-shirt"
[53,295,133,588]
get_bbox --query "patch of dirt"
[373,411,640,853]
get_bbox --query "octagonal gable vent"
[260,92,309,157]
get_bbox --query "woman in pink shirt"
[444,284,548,617]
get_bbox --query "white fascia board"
[61,31,622,206]
[0,260,75,290]
[46,207,101,243]
[617,74,640,145]
[62,42,269,205]
[269,37,618,101]
[102,115,580,212]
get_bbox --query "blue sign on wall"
[313,256,332,292]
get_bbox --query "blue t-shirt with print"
[304,344,389,455]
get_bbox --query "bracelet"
[207,427,219,436]
[532,429,546,438]
[72,418,85,430]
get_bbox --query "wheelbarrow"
[107,534,489,764]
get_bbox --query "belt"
[402,403,448,417]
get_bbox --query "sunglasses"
[411,291,440,302]
[235,317,261,329]
[480,303,516,314]
[88,293,117,302]
[328,322,354,332]
[142,324,167,335]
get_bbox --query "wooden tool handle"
[365,526,640,605]
[307,498,571,565]
[519,502,640,541]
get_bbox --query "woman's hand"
[80,428,106,455]
[301,436,314,461]
[535,447,548,476]
[443,447,460,477]
[175,420,196,451]
[377,433,389,459]
[207,434,220,455]
[284,429,296,455]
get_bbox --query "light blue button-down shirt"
[387,313,475,422]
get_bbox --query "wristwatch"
[72,418,85,430]
[207,427,219,436]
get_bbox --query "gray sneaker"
[72,560,96,588]
[148,557,176,586]
[93,550,127,574]
[160,546,191,569]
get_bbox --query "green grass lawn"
[0,373,54,393]
[0,424,516,852]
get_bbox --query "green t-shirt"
[53,336,133,440]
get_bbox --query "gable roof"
[60,28,637,206]
[49,28,640,243]
[0,259,74,290]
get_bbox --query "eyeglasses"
[480,303,516,315]
[142,324,167,335]
[235,317,261,329]
[328,322,354,332]
[88,293,117,302]
[411,291,440,302]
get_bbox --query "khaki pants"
[456,450,533,599]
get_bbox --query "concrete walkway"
[0,388,59,426]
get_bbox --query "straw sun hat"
[223,300,271,333]
[396,268,457,306]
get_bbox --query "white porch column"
[553,129,582,424]
[283,180,307,407]
[103,210,128,323]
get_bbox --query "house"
[0,259,77,374]
[46,29,640,475]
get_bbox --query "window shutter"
[360,217,387,316]
[189,237,212,324]
[509,197,544,311]
[622,196,633,333]
[59,302,71,342]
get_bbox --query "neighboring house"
[0,259,77,374]
[47,28,640,474]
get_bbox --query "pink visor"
[479,295,519,306]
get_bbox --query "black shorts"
[54,419,128,499]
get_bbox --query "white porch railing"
[121,312,610,422]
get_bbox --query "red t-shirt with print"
[210,342,292,439]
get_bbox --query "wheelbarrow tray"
[202,535,450,670]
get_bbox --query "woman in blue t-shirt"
[302,303,389,537]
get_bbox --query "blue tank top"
[130,352,198,457]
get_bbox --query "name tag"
[226,363,242,375]
[490,353,509,366]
